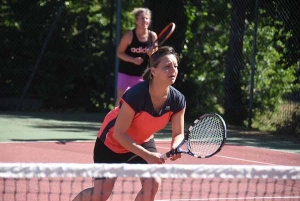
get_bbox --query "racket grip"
[161,150,177,160]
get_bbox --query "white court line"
[155,196,300,201]
[228,144,300,155]
[0,140,299,154]
[156,145,276,165]
[156,140,300,155]
[215,155,275,165]
[0,140,95,143]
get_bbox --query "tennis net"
[1,163,300,201]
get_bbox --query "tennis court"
[1,112,300,200]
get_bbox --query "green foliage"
[274,102,300,136]
[1,0,299,137]
[118,0,144,33]
[1,0,117,111]
[242,20,298,131]
[177,0,230,120]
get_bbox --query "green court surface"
[0,111,299,154]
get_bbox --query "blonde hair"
[131,7,152,20]
[142,46,180,81]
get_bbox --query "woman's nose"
[170,66,177,73]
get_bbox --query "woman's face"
[152,54,178,85]
[136,12,150,29]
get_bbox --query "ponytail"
[142,68,152,81]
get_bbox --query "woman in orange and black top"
[73,46,186,201]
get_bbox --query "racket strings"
[188,116,225,157]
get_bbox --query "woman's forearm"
[117,52,134,63]
[171,133,184,149]
[114,132,150,158]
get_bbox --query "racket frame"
[151,22,176,48]
[141,22,175,60]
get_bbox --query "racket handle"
[142,45,155,60]
[161,150,177,160]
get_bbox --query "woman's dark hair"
[142,46,180,81]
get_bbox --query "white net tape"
[1,163,300,179]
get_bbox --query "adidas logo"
[131,47,147,53]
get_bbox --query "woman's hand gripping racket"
[163,113,227,159]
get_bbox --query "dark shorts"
[93,138,157,164]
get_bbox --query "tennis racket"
[150,22,176,49]
[142,22,175,60]
[162,113,227,159]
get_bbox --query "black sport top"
[118,29,153,76]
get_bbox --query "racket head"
[186,113,227,158]
[155,22,176,47]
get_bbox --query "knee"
[141,177,161,193]
[93,179,115,200]
[72,187,112,201]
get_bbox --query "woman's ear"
[150,67,156,77]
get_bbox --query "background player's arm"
[146,31,158,57]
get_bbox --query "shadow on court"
[0,111,299,153]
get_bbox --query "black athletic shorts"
[93,137,157,164]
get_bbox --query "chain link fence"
[1,0,299,135]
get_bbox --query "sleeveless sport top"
[118,29,152,76]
